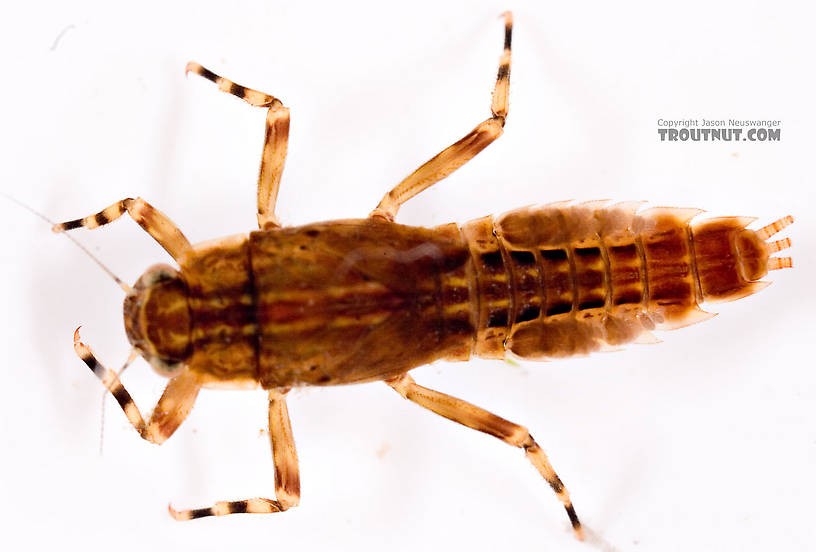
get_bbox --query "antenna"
[3,193,131,293]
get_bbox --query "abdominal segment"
[461,201,786,360]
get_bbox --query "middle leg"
[169,388,301,520]
[186,62,290,229]
[386,372,584,540]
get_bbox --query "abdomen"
[461,201,783,360]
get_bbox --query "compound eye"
[148,355,184,377]
[135,264,179,290]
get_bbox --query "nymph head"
[123,264,192,376]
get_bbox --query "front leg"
[74,329,200,445]
[52,197,193,262]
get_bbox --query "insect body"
[54,12,792,540]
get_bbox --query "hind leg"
[386,372,583,540]
[370,12,513,221]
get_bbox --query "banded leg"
[52,197,193,261]
[370,12,513,221]
[74,329,200,445]
[169,389,301,520]
[186,62,290,229]
[386,372,583,541]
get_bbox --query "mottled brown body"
[55,12,793,538]
[136,202,783,391]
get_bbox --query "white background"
[1,1,813,551]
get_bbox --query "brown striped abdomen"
[461,202,783,360]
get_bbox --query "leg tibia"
[53,197,192,261]
[185,62,291,228]
[371,11,513,221]
[186,61,281,108]
[168,389,301,520]
[73,328,200,445]
[386,372,583,540]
